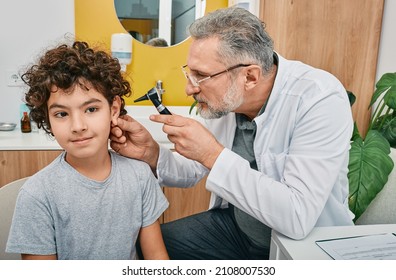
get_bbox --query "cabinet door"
[162,176,211,223]
[0,150,62,187]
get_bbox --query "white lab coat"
[157,54,354,240]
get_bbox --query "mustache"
[193,95,206,103]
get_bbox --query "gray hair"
[188,7,274,73]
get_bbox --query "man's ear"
[244,65,261,90]
[111,96,122,124]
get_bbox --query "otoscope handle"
[151,98,172,115]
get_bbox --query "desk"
[269,224,396,259]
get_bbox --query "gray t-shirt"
[6,151,168,260]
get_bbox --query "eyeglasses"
[181,64,251,87]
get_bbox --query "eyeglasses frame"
[181,63,252,87]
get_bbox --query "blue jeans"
[160,207,270,260]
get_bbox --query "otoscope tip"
[133,94,148,103]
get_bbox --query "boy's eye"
[86,107,98,113]
[54,111,68,118]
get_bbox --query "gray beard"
[197,81,243,119]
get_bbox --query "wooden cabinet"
[163,176,211,223]
[0,150,62,187]
[0,150,210,223]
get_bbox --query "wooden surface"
[0,150,62,187]
[260,0,384,137]
[162,176,211,223]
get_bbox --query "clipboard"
[315,233,396,260]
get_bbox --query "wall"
[375,0,396,80]
[0,0,395,126]
[0,0,74,125]
[74,0,227,107]
[259,0,385,137]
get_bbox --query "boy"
[6,41,169,260]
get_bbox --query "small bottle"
[21,112,31,133]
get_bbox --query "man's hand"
[149,114,224,169]
[110,115,160,171]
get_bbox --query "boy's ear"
[111,96,122,124]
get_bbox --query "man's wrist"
[202,145,224,170]
[147,142,160,174]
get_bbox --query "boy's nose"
[71,115,87,132]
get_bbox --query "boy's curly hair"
[22,41,131,135]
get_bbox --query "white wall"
[0,0,74,124]
[0,0,394,125]
[375,0,396,81]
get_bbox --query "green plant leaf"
[347,91,356,107]
[369,72,396,108]
[348,130,394,221]
[372,113,396,147]
[189,100,198,115]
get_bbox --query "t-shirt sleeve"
[6,187,56,255]
[141,167,169,228]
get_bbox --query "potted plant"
[348,72,396,221]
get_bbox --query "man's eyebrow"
[48,98,103,110]
[191,67,210,75]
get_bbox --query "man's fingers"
[149,114,186,127]
[120,114,133,121]
[110,141,127,153]
[117,116,141,132]
[109,132,126,143]
[110,126,124,138]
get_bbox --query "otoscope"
[133,87,172,115]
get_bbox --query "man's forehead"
[188,38,222,70]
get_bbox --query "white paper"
[316,233,396,260]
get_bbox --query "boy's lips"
[71,137,92,144]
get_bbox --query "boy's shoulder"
[111,150,151,169]
[110,151,155,181]
[24,152,66,186]
[19,152,66,200]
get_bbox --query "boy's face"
[47,84,120,162]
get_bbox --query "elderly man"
[111,7,354,259]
